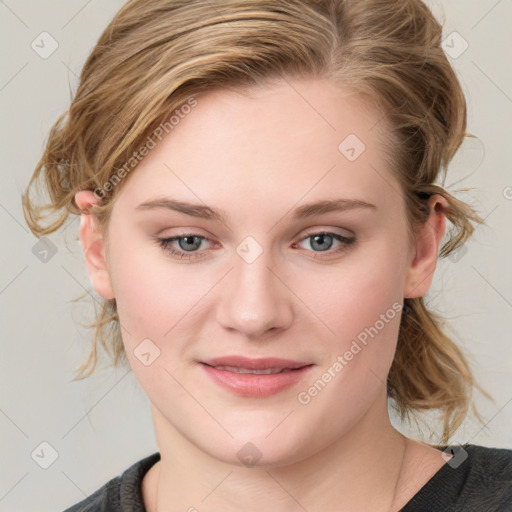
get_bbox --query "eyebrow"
[135,197,377,223]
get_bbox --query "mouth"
[203,365,302,375]
[200,355,312,372]
[199,356,314,397]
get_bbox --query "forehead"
[113,78,398,217]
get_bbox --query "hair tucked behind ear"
[22,0,491,442]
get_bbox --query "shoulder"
[62,452,161,512]
[458,444,512,507]
[62,477,120,512]
[401,443,512,511]
[462,443,512,472]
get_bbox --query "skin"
[75,77,450,511]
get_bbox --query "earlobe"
[75,190,115,300]
[404,194,448,298]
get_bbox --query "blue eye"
[158,234,210,260]
[297,231,355,257]
[157,231,355,261]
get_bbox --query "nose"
[216,249,293,339]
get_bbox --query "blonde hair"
[22,0,491,442]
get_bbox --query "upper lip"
[201,356,311,370]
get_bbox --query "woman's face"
[89,78,429,466]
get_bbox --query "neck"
[145,395,411,512]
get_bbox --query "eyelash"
[157,231,355,261]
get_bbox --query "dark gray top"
[63,443,512,511]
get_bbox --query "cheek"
[298,238,407,385]
[303,238,407,327]
[106,233,216,360]
[105,232,176,341]
[287,247,406,437]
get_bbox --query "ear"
[403,194,448,298]
[75,190,115,300]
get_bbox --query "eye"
[294,231,355,258]
[157,234,212,260]
[157,230,355,261]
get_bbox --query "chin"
[212,439,308,469]
[198,421,317,469]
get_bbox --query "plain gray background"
[1,1,511,511]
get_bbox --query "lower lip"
[200,363,314,397]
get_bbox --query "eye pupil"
[310,234,333,252]
[179,236,202,251]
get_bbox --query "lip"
[201,356,310,370]
[199,356,314,398]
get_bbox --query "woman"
[22,0,512,510]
